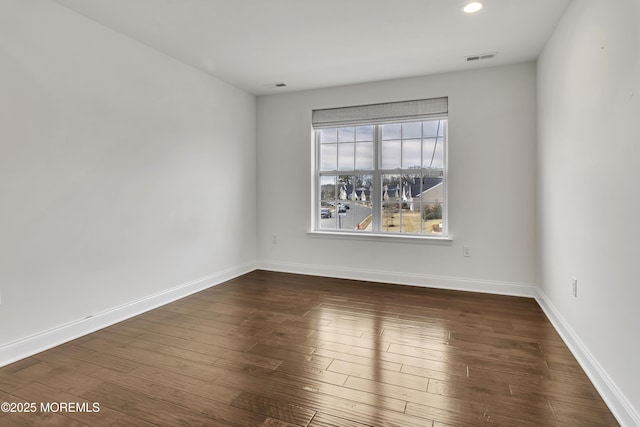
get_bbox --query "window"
[313,98,448,237]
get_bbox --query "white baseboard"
[535,290,640,427]
[257,260,538,298]
[0,261,256,368]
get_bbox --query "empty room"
[1,0,638,426]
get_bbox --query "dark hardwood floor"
[0,270,618,426]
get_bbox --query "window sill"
[307,230,453,245]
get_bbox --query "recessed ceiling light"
[465,52,497,62]
[463,2,483,14]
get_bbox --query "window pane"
[356,125,374,142]
[423,138,445,169]
[353,175,373,202]
[402,122,422,139]
[399,205,421,234]
[381,174,402,201]
[320,128,338,143]
[336,199,352,230]
[422,138,438,169]
[422,120,442,138]
[381,140,401,169]
[353,201,372,231]
[320,176,337,200]
[355,141,373,170]
[382,203,400,232]
[337,143,355,171]
[319,204,336,229]
[356,175,372,227]
[381,123,401,140]
[338,200,372,231]
[421,203,443,235]
[402,139,422,169]
[403,174,421,199]
[333,176,373,232]
[432,138,445,169]
[338,127,355,142]
[337,175,353,203]
[320,143,337,171]
[320,175,337,230]
[329,174,373,232]
[418,175,444,203]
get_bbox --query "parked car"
[320,208,332,218]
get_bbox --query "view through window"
[313,99,448,237]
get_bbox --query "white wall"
[0,0,256,351]
[257,63,538,294]
[537,0,640,423]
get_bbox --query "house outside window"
[312,97,448,238]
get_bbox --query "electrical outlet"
[572,278,578,298]
[463,245,472,257]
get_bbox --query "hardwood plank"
[312,347,403,372]
[27,363,104,396]
[231,391,317,426]
[128,365,241,404]
[388,342,548,376]
[107,414,159,427]
[80,381,231,426]
[308,330,392,352]
[38,342,141,374]
[0,360,56,394]
[260,418,303,427]
[254,338,317,356]
[427,378,511,401]
[308,412,378,427]
[215,368,408,414]
[405,400,553,427]
[275,360,349,386]
[352,345,468,379]
[327,359,428,391]
[551,399,620,426]
[123,317,257,352]
[77,337,226,381]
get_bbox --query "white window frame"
[311,98,450,241]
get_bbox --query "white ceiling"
[52,0,571,95]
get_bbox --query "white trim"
[257,260,537,298]
[307,230,453,244]
[535,289,640,427]
[0,261,256,368]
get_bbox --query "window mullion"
[372,125,381,233]
[314,131,320,228]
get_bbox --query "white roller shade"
[312,97,448,128]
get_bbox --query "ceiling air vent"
[263,82,287,88]
[466,52,497,62]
